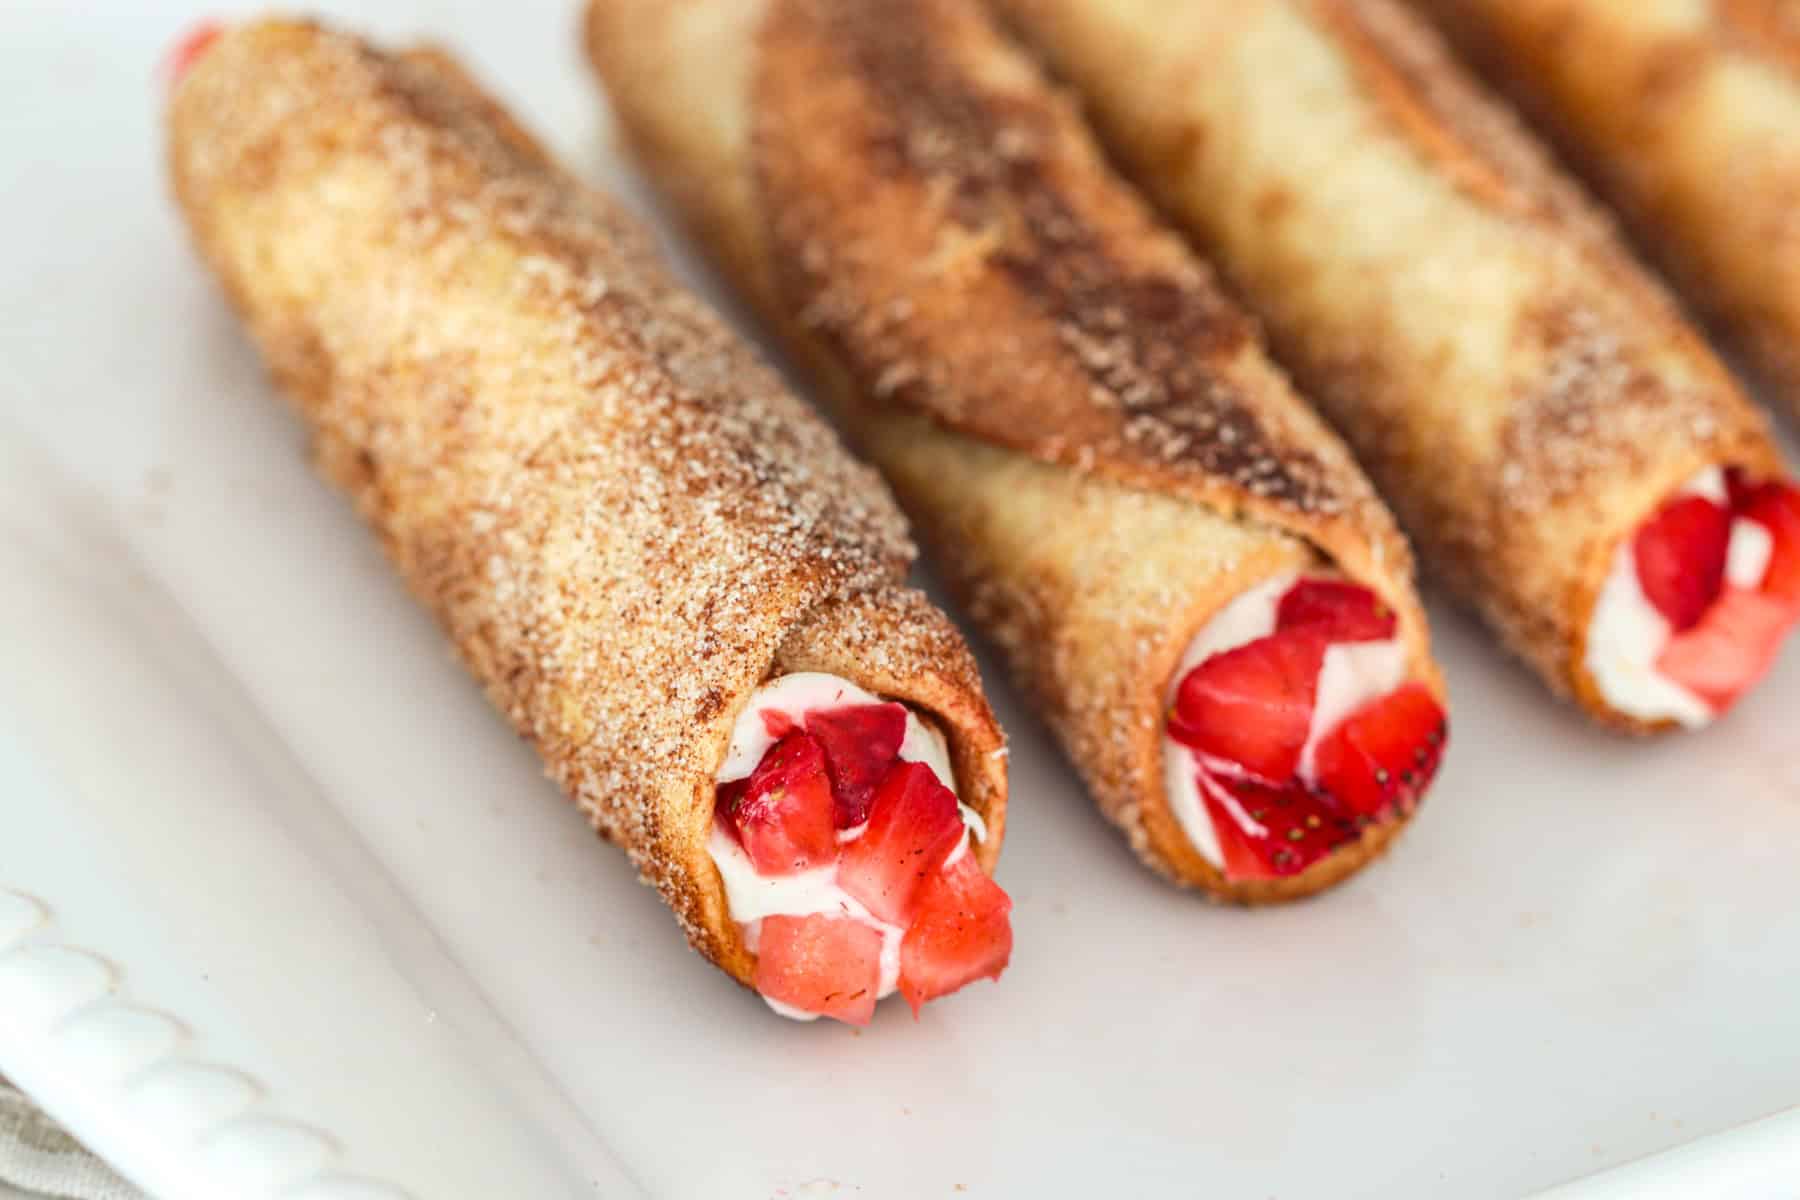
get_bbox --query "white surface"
[2,1,1799,1197]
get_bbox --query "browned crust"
[588,0,1443,898]
[168,20,1006,988]
[1717,0,1800,79]
[754,0,1413,598]
[1410,0,1800,409]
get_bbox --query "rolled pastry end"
[705,592,1011,1026]
[1579,467,1800,731]
[1154,570,1446,902]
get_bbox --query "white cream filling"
[711,672,978,1021]
[1584,467,1772,728]
[1161,573,1409,869]
[1728,519,1775,590]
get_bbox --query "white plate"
[2,1,1798,1196]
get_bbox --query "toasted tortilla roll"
[1410,0,1800,417]
[167,20,1010,1015]
[995,0,1799,730]
[587,0,1447,901]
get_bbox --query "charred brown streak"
[779,0,1330,510]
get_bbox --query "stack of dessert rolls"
[587,0,1451,902]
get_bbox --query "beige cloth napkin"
[0,1084,141,1200]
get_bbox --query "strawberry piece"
[1634,493,1731,632]
[1656,589,1794,709]
[1738,480,1800,609]
[1167,630,1326,784]
[838,762,965,924]
[805,702,909,828]
[1311,683,1448,822]
[719,732,837,875]
[760,709,797,739]
[1198,773,1361,880]
[753,914,884,1026]
[167,22,224,85]
[898,854,1013,1016]
[1276,578,1397,642]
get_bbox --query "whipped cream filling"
[1161,573,1409,869]
[1585,467,1773,728]
[711,672,981,1021]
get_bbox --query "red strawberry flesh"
[168,22,224,85]
[719,732,837,875]
[899,854,1013,1016]
[1738,480,1800,610]
[1310,682,1448,823]
[805,702,909,829]
[1634,493,1731,632]
[1276,578,1397,642]
[1657,589,1794,709]
[1198,773,1360,879]
[1167,629,1326,784]
[838,761,965,924]
[753,914,884,1026]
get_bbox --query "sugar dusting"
[165,21,1000,967]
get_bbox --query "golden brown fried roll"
[587,0,1449,901]
[1410,0,1800,418]
[167,19,1013,1025]
[995,0,1800,731]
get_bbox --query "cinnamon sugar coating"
[167,21,1006,984]
[1412,0,1800,417]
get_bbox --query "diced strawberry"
[719,732,837,875]
[1167,630,1326,784]
[1197,772,1361,880]
[898,855,1012,1016]
[167,22,223,85]
[1311,683,1448,822]
[1656,589,1794,709]
[753,914,884,1026]
[805,703,909,828]
[1276,578,1397,642]
[837,762,965,924]
[1634,493,1731,632]
[1738,480,1800,610]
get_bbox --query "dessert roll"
[994,0,1800,729]
[586,0,1448,900]
[1410,0,1800,420]
[167,19,1011,1025]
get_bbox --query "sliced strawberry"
[753,914,884,1026]
[1737,480,1800,609]
[167,22,224,84]
[805,702,909,828]
[1167,630,1326,784]
[1311,683,1448,822]
[1198,772,1360,880]
[760,709,797,739]
[838,762,965,924]
[1276,578,1397,642]
[1656,589,1794,709]
[719,732,837,875]
[898,854,1012,1016]
[1634,493,1731,632]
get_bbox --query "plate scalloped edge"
[0,887,411,1200]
